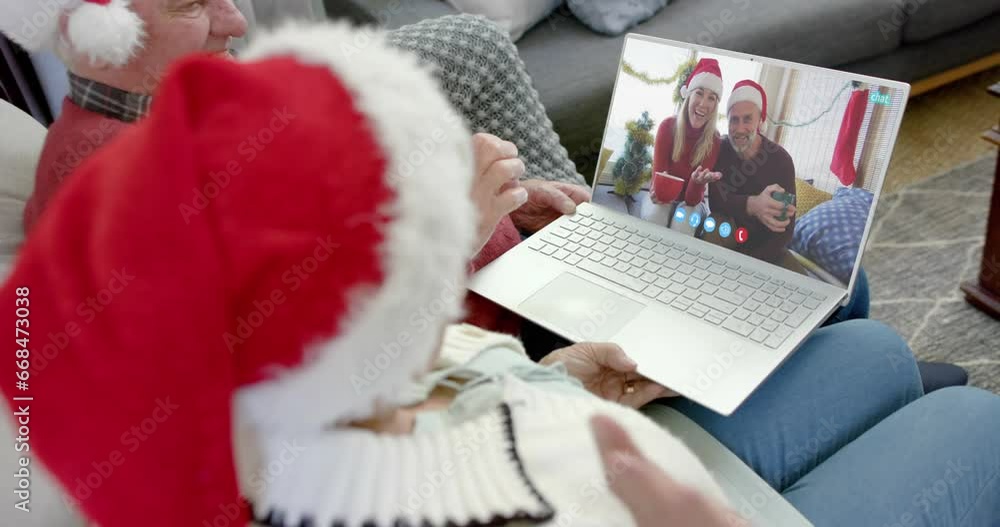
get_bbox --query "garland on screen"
[621,60,685,86]
[621,58,697,104]
[767,81,853,128]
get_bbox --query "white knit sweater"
[239,325,728,526]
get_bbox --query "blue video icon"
[689,212,702,228]
[674,207,686,223]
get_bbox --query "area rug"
[864,155,1000,394]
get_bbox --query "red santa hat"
[0,0,144,66]
[1,21,476,527]
[679,57,723,99]
[728,79,768,126]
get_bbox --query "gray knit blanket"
[387,15,585,186]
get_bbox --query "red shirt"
[650,117,721,206]
[24,98,131,233]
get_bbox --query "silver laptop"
[469,34,908,416]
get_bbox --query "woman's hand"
[690,165,723,186]
[470,133,529,253]
[510,180,591,233]
[540,342,677,408]
[591,415,747,527]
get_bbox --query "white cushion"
[0,100,46,260]
[445,0,561,41]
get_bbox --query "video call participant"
[648,58,725,209]
[708,80,805,273]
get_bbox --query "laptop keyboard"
[525,208,829,349]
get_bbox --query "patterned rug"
[864,155,1000,393]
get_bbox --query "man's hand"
[746,184,797,233]
[590,415,747,527]
[690,165,723,186]
[540,342,676,408]
[470,134,529,253]
[510,180,591,233]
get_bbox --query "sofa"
[359,0,1000,180]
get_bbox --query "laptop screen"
[591,35,908,293]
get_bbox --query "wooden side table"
[960,81,1000,318]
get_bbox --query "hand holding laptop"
[540,342,677,408]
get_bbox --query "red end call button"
[735,227,749,244]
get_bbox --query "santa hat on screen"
[728,79,769,129]
[679,57,723,99]
[0,22,476,527]
[0,0,144,66]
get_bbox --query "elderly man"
[2,0,590,334]
[18,0,251,231]
[708,80,802,270]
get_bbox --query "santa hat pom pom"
[679,84,689,99]
[67,0,144,67]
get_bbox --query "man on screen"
[709,80,803,271]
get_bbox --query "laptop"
[469,33,909,416]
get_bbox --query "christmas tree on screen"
[611,110,655,203]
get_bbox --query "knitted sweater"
[241,325,728,526]
[650,117,721,206]
[24,98,131,233]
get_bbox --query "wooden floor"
[885,66,1000,193]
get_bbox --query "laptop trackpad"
[517,272,646,341]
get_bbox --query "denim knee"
[914,387,1000,522]
[833,319,922,399]
[920,386,1000,428]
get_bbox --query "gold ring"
[623,380,636,395]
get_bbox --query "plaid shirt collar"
[68,72,152,123]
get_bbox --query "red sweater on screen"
[650,117,721,206]
[24,98,132,234]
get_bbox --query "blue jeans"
[667,320,1000,525]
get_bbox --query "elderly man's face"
[727,101,761,155]
[135,0,247,70]
[70,0,248,93]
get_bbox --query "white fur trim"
[728,85,764,115]
[67,0,145,67]
[235,22,477,433]
[0,0,82,52]
[683,71,722,99]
